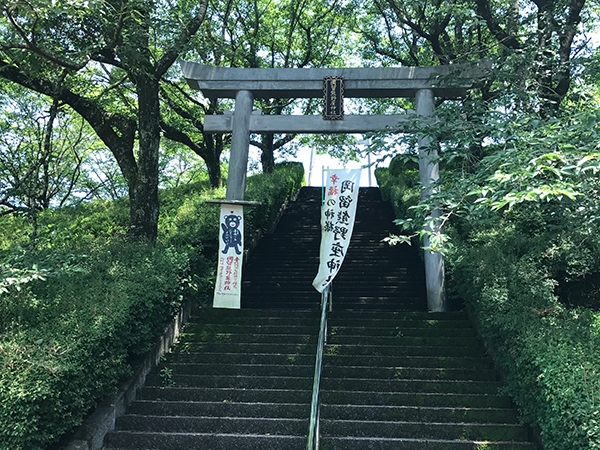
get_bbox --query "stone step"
[322,365,497,381]
[145,374,313,390]
[328,318,471,328]
[186,315,319,326]
[326,335,482,347]
[127,400,310,418]
[239,285,424,294]
[177,332,318,344]
[158,362,314,377]
[244,272,422,282]
[320,355,492,369]
[328,310,467,320]
[171,342,317,354]
[115,415,307,435]
[138,387,311,404]
[323,344,485,358]
[185,319,476,337]
[104,431,306,450]
[181,323,320,335]
[320,419,529,441]
[241,286,427,296]
[328,326,476,337]
[320,391,513,408]
[320,378,503,395]
[243,260,420,267]
[326,319,467,328]
[242,301,320,310]
[167,352,491,370]
[318,436,537,450]
[320,404,519,423]
[165,351,316,365]
[192,308,320,318]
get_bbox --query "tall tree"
[0,87,93,213]
[0,0,209,240]
[357,0,592,114]
[181,0,354,173]
[159,83,228,188]
[357,0,599,252]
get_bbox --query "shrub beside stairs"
[102,187,537,450]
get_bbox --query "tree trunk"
[261,133,275,173]
[129,74,161,240]
[206,156,222,188]
[205,134,223,188]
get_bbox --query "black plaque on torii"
[323,76,344,120]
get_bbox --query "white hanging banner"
[213,204,244,308]
[312,169,361,293]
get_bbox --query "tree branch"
[3,6,91,71]
[476,0,522,49]
[159,86,205,132]
[155,0,210,78]
[0,62,138,185]
[159,119,209,161]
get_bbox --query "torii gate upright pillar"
[416,89,446,312]
[226,89,254,201]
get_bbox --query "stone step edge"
[132,399,515,413]
[132,400,309,407]
[162,363,493,373]
[118,414,519,428]
[103,430,308,448]
[107,431,307,438]
[321,435,535,446]
[120,414,307,422]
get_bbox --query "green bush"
[159,162,304,255]
[374,155,420,220]
[450,226,600,450]
[0,215,30,253]
[36,199,130,249]
[245,161,305,242]
[376,155,600,449]
[0,243,189,450]
[0,162,304,450]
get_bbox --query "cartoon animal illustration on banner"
[214,204,244,309]
[221,213,242,255]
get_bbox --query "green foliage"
[375,155,449,249]
[244,161,305,242]
[0,215,29,253]
[37,199,130,248]
[0,162,304,450]
[0,84,106,215]
[374,103,600,254]
[157,161,304,272]
[0,242,189,450]
[377,106,600,449]
[375,155,420,220]
[450,227,600,450]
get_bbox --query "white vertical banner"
[312,169,361,293]
[214,204,244,308]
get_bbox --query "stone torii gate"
[180,61,488,312]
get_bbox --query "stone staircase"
[319,309,535,450]
[103,308,317,449]
[241,187,426,310]
[102,187,536,450]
